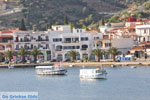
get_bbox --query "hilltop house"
[0,0,6,10]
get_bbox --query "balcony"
[15,48,19,50]
[15,40,31,42]
[81,48,87,50]
[36,39,49,42]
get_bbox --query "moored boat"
[8,65,14,69]
[111,64,116,68]
[80,67,107,79]
[8,63,14,69]
[130,66,137,68]
[35,64,67,75]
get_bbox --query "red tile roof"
[123,26,136,29]
[126,17,137,22]
[136,18,143,22]
[0,35,13,38]
[86,30,98,33]
[140,41,150,45]
[131,46,144,51]
[1,29,26,34]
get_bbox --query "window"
[105,43,111,47]
[144,29,147,33]
[72,46,75,49]
[81,37,88,41]
[53,38,62,42]
[76,46,80,49]
[94,37,99,40]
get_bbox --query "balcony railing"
[63,41,79,43]
[36,39,49,42]
[81,48,87,50]
[15,40,31,42]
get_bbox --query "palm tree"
[30,48,42,63]
[92,49,104,62]
[4,50,14,62]
[108,47,121,62]
[84,56,88,62]
[18,48,28,63]
[67,50,79,62]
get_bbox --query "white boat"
[130,66,137,68]
[69,64,74,67]
[8,64,14,69]
[35,64,67,75]
[111,64,116,68]
[80,67,107,79]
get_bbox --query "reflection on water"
[80,78,106,82]
[0,67,150,100]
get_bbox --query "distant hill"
[0,0,148,30]
[108,1,150,23]
[82,0,147,12]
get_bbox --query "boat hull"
[80,73,106,79]
[36,69,67,75]
[80,68,107,79]
[8,65,14,69]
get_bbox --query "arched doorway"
[65,53,71,60]
[57,54,63,61]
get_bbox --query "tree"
[18,48,28,63]
[82,25,89,30]
[64,15,69,25]
[70,23,74,33]
[4,50,14,62]
[30,48,42,63]
[108,47,121,62]
[67,50,79,62]
[19,19,27,31]
[100,15,105,26]
[84,56,88,62]
[92,49,104,62]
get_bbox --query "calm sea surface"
[0,66,150,100]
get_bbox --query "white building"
[0,25,137,61]
[136,25,150,42]
[112,37,134,54]
[13,31,51,61]
[0,25,103,61]
[49,25,103,61]
[0,0,6,10]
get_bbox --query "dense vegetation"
[0,0,148,30]
[108,1,150,23]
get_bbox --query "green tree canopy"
[18,48,28,63]
[92,49,104,62]
[67,50,79,61]
[4,50,14,62]
[30,48,42,63]
[108,47,121,62]
[19,19,27,31]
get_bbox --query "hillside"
[83,0,147,12]
[0,0,148,30]
[108,1,150,23]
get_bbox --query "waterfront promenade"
[0,60,150,68]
